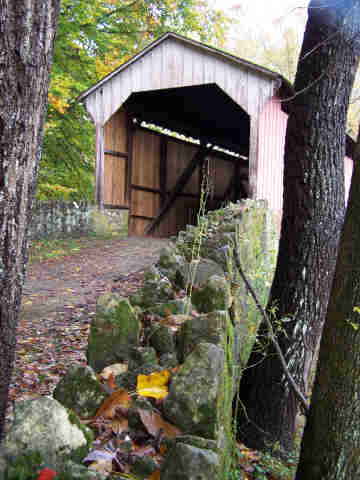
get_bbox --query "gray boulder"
[191,274,232,313]
[131,266,175,308]
[53,365,107,418]
[148,297,192,317]
[61,461,107,479]
[165,435,217,452]
[157,245,187,288]
[0,449,7,480]
[161,442,218,480]
[182,258,225,287]
[87,294,140,372]
[163,343,224,439]
[177,310,229,362]
[159,352,178,368]
[149,324,176,355]
[3,397,92,468]
[128,346,158,369]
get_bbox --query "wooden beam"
[103,204,130,210]
[130,184,221,200]
[222,175,236,203]
[104,149,128,159]
[160,136,168,206]
[135,123,248,163]
[145,144,213,234]
[95,125,104,209]
[125,115,134,203]
[233,161,241,200]
[248,116,259,199]
[131,184,162,195]
[198,156,206,195]
[130,214,155,221]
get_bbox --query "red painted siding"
[344,155,353,204]
[257,97,354,211]
[257,97,287,210]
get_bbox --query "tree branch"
[233,235,309,414]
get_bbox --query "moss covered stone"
[134,266,175,309]
[177,311,229,362]
[191,275,232,313]
[161,442,218,480]
[164,435,217,453]
[149,324,175,355]
[53,365,107,418]
[128,346,158,369]
[86,294,140,372]
[3,397,90,470]
[163,343,224,439]
[148,297,192,317]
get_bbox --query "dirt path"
[7,236,169,427]
[22,236,169,322]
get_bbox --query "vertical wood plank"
[160,136,168,207]
[95,124,105,209]
[126,114,134,204]
[248,115,259,199]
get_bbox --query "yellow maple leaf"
[137,370,171,399]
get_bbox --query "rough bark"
[296,126,360,479]
[237,0,360,451]
[0,1,60,442]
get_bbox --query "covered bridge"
[78,32,354,236]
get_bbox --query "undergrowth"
[28,231,119,263]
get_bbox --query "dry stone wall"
[29,202,128,240]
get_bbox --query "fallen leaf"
[137,370,171,399]
[107,373,116,391]
[36,468,58,480]
[95,389,131,418]
[148,470,161,480]
[138,409,182,438]
[100,363,128,380]
[111,418,129,436]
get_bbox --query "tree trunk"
[296,124,360,479]
[0,1,60,442]
[237,0,360,452]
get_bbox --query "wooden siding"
[84,37,277,126]
[122,127,245,236]
[103,108,127,206]
[83,33,281,225]
[257,97,287,210]
[344,155,353,204]
[256,97,354,211]
[131,128,161,227]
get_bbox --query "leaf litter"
[8,236,296,479]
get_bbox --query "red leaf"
[36,468,58,480]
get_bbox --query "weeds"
[28,231,118,263]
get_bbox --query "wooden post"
[125,114,134,204]
[95,124,104,210]
[248,115,259,199]
[160,136,168,207]
[234,161,240,200]
[145,144,213,235]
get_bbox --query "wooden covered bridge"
[78,32,353,236]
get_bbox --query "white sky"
[213,0,308,42]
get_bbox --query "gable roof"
[77,31,283,103]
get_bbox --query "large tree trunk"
[0,1,60,441]
[237,0,360,451]
[296,129,360,480]
[295,126,360,479]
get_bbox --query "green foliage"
[5,451,43,480]
[41,0,229,201]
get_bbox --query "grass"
[28,231,119,263]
